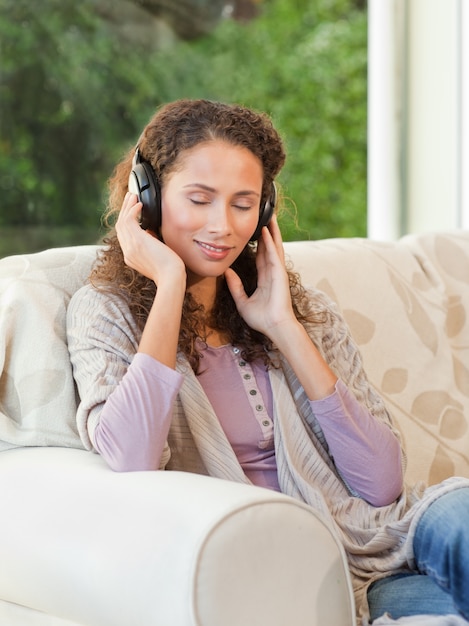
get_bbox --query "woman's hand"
[225,215,297,340]
[226,214,338,400]
[115,192,186,285]
[116,193,186,367]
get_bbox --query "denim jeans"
[367,487,469,622]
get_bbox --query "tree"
[0,0,260,230]
[0,0,159,228]
[0,0,367,243]
[148,0,368,239]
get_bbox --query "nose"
[207,202,231,235]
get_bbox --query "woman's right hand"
[116,192,187,368]
[115,192,186,286]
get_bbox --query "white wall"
[367,0,468,239]
[462,0,469,228]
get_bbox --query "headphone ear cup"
[250,183,277,241]
[128,161,161,232]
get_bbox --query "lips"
[196,240,233,260]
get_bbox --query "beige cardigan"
[67,283,468,622]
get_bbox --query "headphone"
[128,148,277,241]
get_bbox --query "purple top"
[94,345,403,504]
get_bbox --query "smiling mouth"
[196,241,232,253]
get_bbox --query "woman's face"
[160,140,263,287]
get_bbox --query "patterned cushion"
[0,246,98,450]
[286,231,469,486]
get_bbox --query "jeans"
[367,487,469,622]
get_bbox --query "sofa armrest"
[0,447,355,626]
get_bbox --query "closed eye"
[234,204,255,211]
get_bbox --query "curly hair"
[91,99,324,372]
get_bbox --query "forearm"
[310,380,404,506]
[269,315,403,505]
[138,279,186,369]
[93,353,183,471]
[269,319,338,400]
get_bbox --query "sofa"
[1,230,469,626]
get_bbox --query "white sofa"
[1,231,469,626]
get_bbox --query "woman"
[66,99,469,624]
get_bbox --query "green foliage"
[0,0,161,229]
[0,0,367,244]
[154,0,368,239]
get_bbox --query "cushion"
[285,232,469,487]
[0,246,98,450]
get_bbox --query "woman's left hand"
[225,215,297,339]
[227,214,339,400]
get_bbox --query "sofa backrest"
[1,232,469,488]
[0,245,99,451]
[286,231,469,487]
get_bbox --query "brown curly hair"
[92,99,323,372]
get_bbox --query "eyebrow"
[183,183,260,197]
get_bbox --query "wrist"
[266,317,304,348]
[155,274,186,302]
[153,265,186,292]
[271,320,338,400]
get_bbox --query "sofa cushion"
[2,233,469,489]
[285,232,469,487]
[0,246,98,450]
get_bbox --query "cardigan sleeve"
[310,379,404,506]
[66,284,181,470]
[93,352,182,471]
[302,288,406,503]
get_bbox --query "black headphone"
[128,148,276,241]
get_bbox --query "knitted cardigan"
[66,283,468,623]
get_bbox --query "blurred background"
[0,0,368,257]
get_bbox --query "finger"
[260,223,282,264]
[267,215,285,261]
[254,230,269,276]
[121,192,136,213]
[118,195,143,229]
[225,268,248,307]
